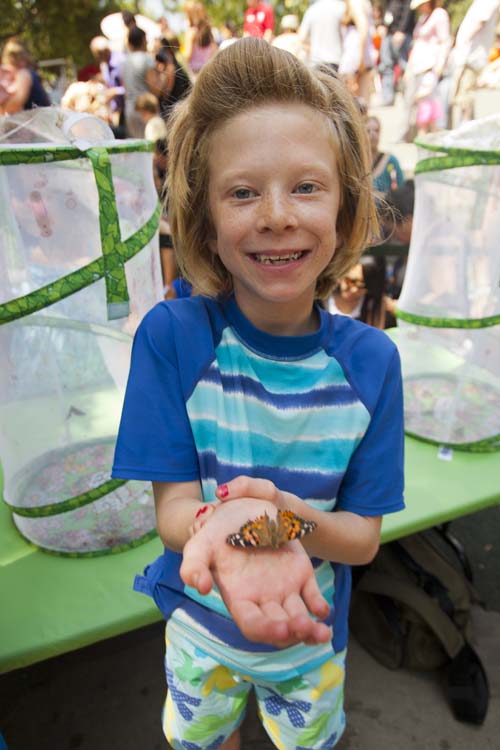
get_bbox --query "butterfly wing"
[226,512,273,548]
[277,510,317,544]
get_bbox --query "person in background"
[135,92,168,141]
[448,0,500,126]
[366,115,404,196]
[0,37,50,114]
[151,38,192,120]
[89,36,125,135]
[121,26,156,138]
[272,14,306,59]
[183,2,218,77]
[243,0,274,41]
[299,0,347,71]
[382,178,415,299]
[402,0,451,140]
[378,0,415,105]
[339,0,377,105]
[218,20,240,51]
[327,255,396,329]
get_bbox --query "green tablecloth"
[1,436,499,673]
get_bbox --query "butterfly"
[226,509,317,550]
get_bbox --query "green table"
[1,435,499,674]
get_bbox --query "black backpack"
[349,526,490,724]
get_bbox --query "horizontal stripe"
[200,479,337,512]
[192,424,362,473]
[198,453,344,499]
[189,407,368,442]
[188,382,370,432]
[214,339,348,392]
[198,369,357,408]
[167,613,335,681]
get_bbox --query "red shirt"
[244,2,274,38]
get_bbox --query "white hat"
[280,14,299,31]
[410,0,430,10]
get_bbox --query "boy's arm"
[153,479,205,552]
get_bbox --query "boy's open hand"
[180,499,331,649]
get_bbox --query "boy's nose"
[256,192,298,233]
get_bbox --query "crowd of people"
[2,1,500,136]
[0,1,497,318]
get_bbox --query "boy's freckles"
[206,102,341,335]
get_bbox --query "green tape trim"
[87,147,129,318]
[20,527,158,558]
[5,477,129,517]
[404,428,500,453]
[0,140,154,166]
[0,201,160,325]
[395,308,500,329]
[415,151,500,174]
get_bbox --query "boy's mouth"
[252,251,305,266]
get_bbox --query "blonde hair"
[1,37,32,67]
[184,1,209,26]
[167,38,377,299]
[135,92,160,114]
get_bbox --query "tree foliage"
[1,0,121,67]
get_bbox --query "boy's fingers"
[180,540,214,594]
[301,574,331,620]
[216,475,279,502]
[230,599,290,645]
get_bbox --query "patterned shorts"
[162,625,346,750]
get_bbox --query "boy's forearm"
[300,508,381,565]
[153,481,204,552]
[277,491,381,565]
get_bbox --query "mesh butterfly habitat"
[0,108,163,555]
[391,115,500,452]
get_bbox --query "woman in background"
[0,37,50,114]
[366,115,404,196]
[327,254,396,329]
[183,1,218,77]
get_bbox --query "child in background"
[134,92,167,142]
[113,38,404,750]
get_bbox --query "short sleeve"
[337,346,405,516]
[112,304,199,482]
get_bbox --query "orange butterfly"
[226,509,316,550]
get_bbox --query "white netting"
[0,108,162,553]
[395,116,500,449]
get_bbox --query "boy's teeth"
[254,252,302,265]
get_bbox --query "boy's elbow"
[359,537,380,565]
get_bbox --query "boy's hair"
[135,92,160,114]
[167,38,377,299]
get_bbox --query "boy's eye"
[233,187,255,200]
[295,182,316,195]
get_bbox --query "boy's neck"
[235,297,320,337]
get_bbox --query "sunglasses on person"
[342,276,367,290]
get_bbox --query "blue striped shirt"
[113,295,404,678]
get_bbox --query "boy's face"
[207,102,341,334]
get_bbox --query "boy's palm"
[180,499,331,648]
